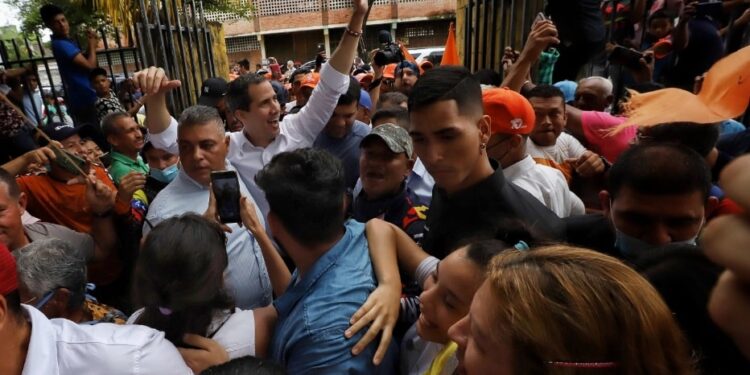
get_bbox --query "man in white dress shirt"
[135,2,365,219]
[144,106,272,310]
[482,87,585,218]
[0,244,193,375]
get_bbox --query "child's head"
[89,67,110,97]
[647,10,673,40]
[417,239,512,344]
[81,138,103,163]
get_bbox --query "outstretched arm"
[502,20,559,92]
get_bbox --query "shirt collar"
[434,159,506,202]
[22,305,59,375]
[110,151,146,168]
[502,155,535,181]
[274,220,358,317]
[353,183,408,221]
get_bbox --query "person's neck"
[114,148,139,161]
[285,229,345,278]
[445,155,494,195]
[243,128,273,148]
[0,317,31,375]
[364,183,404,202]
[11,232,31,252]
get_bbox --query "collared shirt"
[526,133,588,182]
[503,155,585,218]
[422,160,565,259]
[148,63,351,217]
[313,120,371,189]
[145,164,272,309]
[352,158,435,205]
[21,305,192,375]
[108,151,149,185]
[270,220,397,374]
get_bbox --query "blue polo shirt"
[51,37,97,111]
[270,219,396,374]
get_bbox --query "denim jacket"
[270,220,396,374]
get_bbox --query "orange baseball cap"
[383,64,397,79]
[482,87,536,135]
[300,73,320,89]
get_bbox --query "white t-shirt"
[128,307,256,360]
[503,155,585,218]
[526,132,587,164]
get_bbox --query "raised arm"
[239,196,291,296]
[282,0,369,144]
[132,67,181,132]
[502,20,559,92]
[71,29,99,71]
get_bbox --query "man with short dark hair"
[285,67,312,114]
[102,112,147,186]
[371,106,410,129]
[408,66,564,258]
[525,84,607,182]
[238,59,251,75]
[257,148,396,374]
[40,4,98,125]
[314,76,371,189]
[565,143,718,261]
[377,91,408,110]
[145,105,270,309]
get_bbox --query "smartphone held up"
[211,170,242,224]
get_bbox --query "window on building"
[226,36,261,53]
[255,0,320,17]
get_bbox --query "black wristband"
[369,77,382,90]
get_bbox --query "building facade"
[208,0,456,70]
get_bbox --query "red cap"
[482,87,536,135]
[0,244,17,295]
[300,73,320,89]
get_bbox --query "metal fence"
[0,0,216,124]
[462,0,545,74]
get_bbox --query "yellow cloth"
[424,341,458,375]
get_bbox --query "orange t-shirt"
[17,166,124,285]
[17,166,116,233]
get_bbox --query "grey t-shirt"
[17,222,95,260]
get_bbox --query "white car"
[408,47,445,66]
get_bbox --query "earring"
[480,143,487,150]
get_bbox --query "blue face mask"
[34,290,57,310]
[610,200,702,259]
[150,163,179,183]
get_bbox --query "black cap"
[43,122,97,142]
[198,77,229,108]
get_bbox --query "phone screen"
[211,171,241,224]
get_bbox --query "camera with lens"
[373,30,404,66]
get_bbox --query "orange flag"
[441,22,460,66]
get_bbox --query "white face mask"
[610,200,704,259]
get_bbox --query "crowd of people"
[1,0,750,374]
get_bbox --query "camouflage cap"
[361,123,413,159]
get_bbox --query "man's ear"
[224,135,230,148]
[106,135,118,149]
[705,196,720,218]
[17,192,27,212]
[478,114,492,145]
